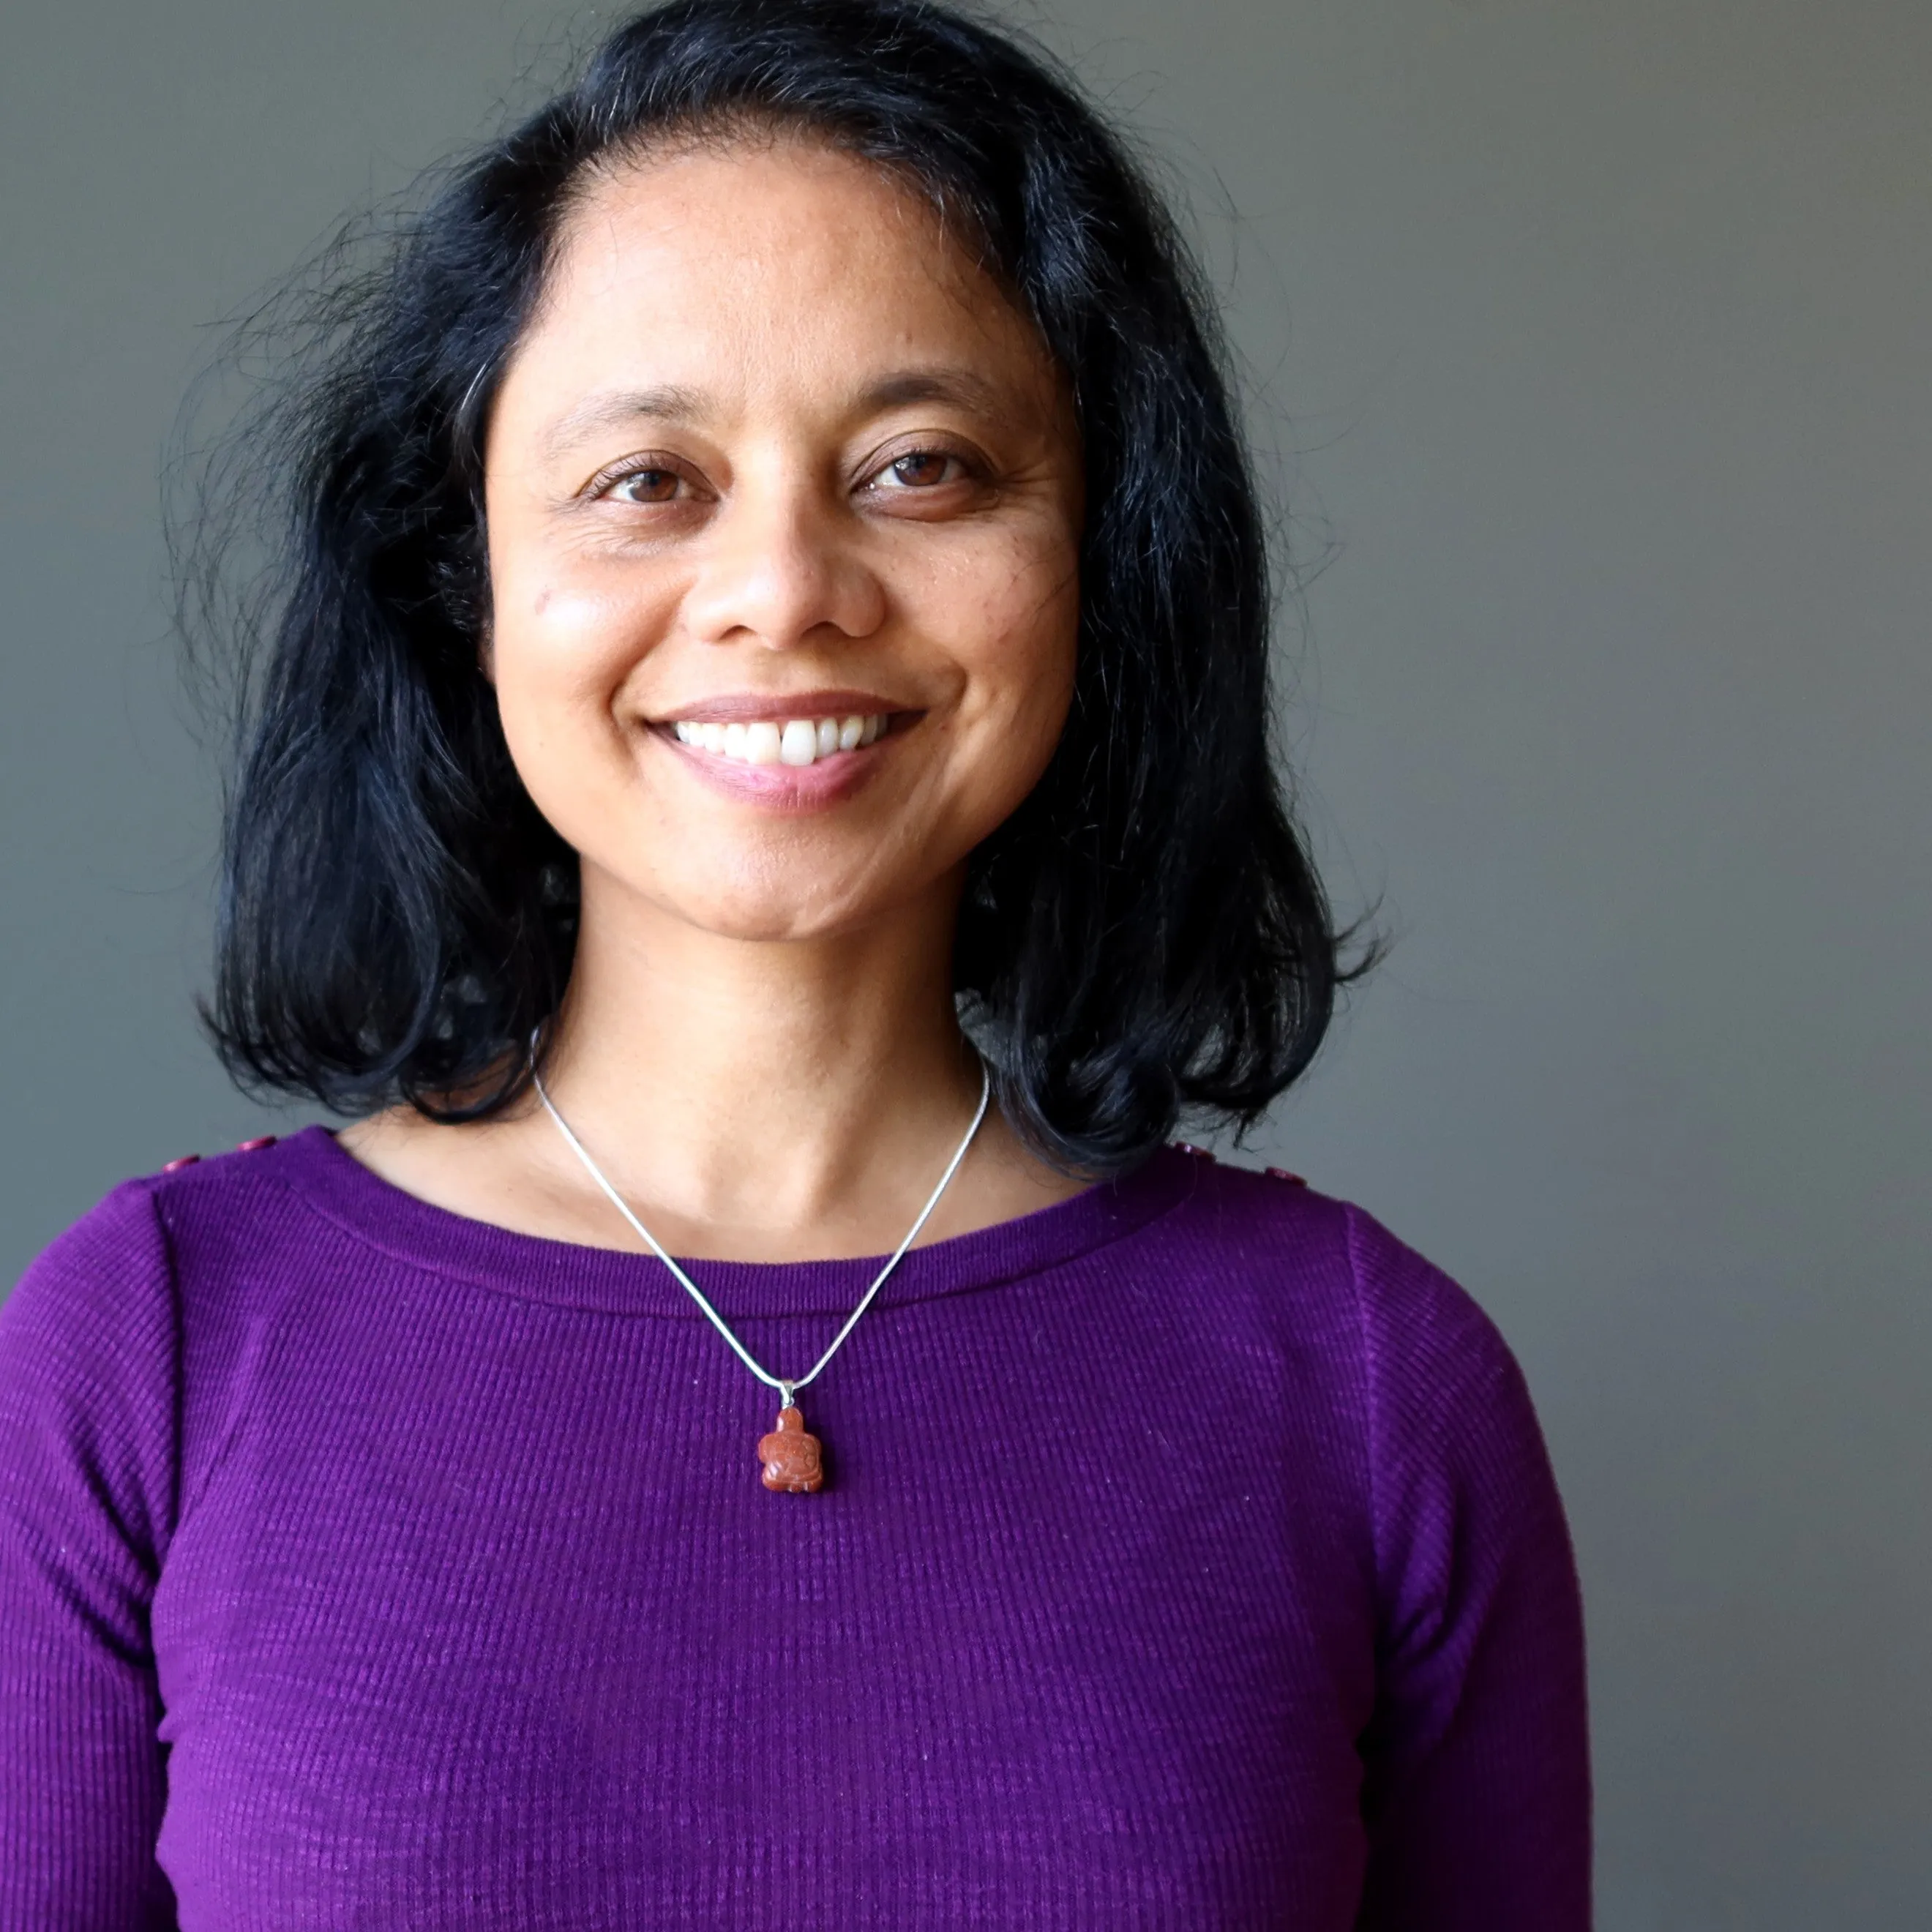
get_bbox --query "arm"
[1347,1205,1592,1929]
[0,1181,180,1928]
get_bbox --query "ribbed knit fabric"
[0,1128,1589,1929]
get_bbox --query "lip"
[645,687,912,726]
[644,692,916,813]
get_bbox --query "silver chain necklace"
[532,1050,992,1493]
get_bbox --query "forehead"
[502,135,1055,415]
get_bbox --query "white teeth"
[670,712,889,766]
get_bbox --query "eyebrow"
[853,365,1006,416]
[539,364,1011,460]
[540,385,708,459]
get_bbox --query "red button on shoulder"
[161,1154,201,1174]
[236,1136,279,1153]
[1265,1166,1307,1186]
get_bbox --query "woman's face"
[482,136,1082,946]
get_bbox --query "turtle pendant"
[758,1404,825,1493]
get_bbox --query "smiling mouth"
[668,711,892,767]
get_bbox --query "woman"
[0,1,1589,1923]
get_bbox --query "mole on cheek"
[533,587,553,615]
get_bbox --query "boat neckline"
[242,1123,1205,1319]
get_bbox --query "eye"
[868,448,972,492]
[580,452,711,506]
[604,465,689,505]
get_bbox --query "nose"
[681,473,886,651]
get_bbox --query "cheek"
[946,529,1080,744]
[899,532,1079,859]
[485,566,676,817]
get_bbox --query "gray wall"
[3,1,1927,1922]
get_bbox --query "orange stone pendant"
[758,1404,825,1493]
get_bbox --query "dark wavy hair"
[184,0,1371,1174]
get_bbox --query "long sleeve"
[1347,1204,1592,1928]
[0,1180,180,1929]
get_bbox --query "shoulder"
[0,1134,325,1536]
[1,1173,177,1410]
[1147,1150,1493,1358]
[1156,1152,1551,1508]
[2,1133,293,1370]
[1332,1188,1535,1439]
[41,1127,340,1352]
[1165,1150,1526,1388]
[0,1174,183,1568]
[1148,1143,1349,1276]
[96,1126,359,1298]
[1172,1157,1577,1639]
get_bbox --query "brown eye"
[874,449,966,490]
[894,452,951,487]
[609,467,684,503]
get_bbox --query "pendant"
[758,1403,825,1493]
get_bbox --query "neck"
[538,866,984,1239]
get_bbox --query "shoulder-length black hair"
[189,0,1369,1175]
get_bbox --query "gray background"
[3,0,1926,1921]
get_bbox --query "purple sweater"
[0,1128,1589,1928]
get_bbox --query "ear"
[477,614,496,686]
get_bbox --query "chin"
[681,902,841,943]
[633,866,899,945]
